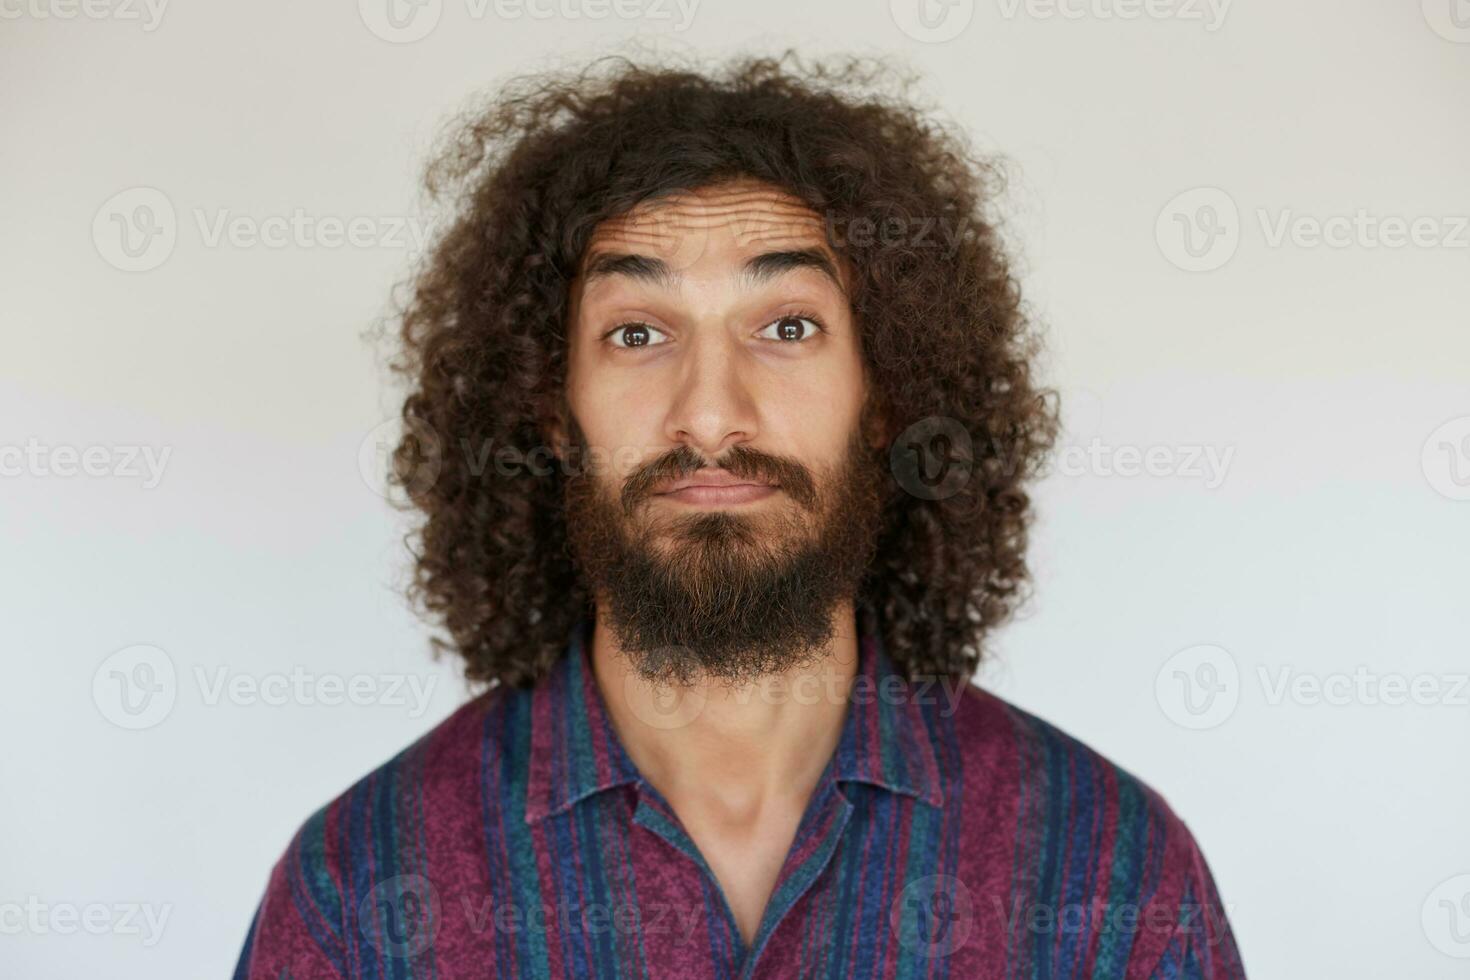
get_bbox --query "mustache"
[620,443,819,516]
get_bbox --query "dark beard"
[562,425,888,688]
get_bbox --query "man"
[235,53,1244,978]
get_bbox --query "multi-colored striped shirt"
[234,618,1245,978]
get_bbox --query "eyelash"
[603,310,827,349]
[762,309,827,342]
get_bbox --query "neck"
[589,600,861,825]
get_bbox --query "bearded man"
[235,53,1244,979]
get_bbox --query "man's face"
[557,179,888,687]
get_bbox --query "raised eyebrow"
[580,252,677,289]
[741,249,846,295]
[579,248,846,295]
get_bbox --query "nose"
[662,330,759,458]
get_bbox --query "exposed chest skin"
[676,797,809,947]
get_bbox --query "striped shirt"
[234,618,1244,978]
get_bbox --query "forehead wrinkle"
[580,247,847,300]
[591,184,825,237]
[579,183,846,294]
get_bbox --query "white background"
[3,2,1468,977]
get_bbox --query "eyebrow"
[580,247,845,295]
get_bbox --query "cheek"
[764,350,867,442]
[566,367,665,477]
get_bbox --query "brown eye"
[607,322,668,348]
[757,315,821,342]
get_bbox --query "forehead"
[577,180,845,289]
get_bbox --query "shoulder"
[934,683,1244,977]
[233,684,531,978]
[289,679,534,865]
[943,680,1193,848]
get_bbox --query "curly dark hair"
[384,50,1059,690]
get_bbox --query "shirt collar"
[524,615,945,825]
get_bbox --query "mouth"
[652,470,780,506]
